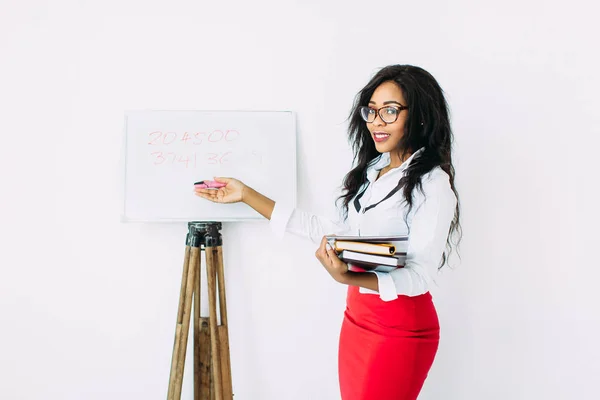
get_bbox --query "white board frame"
[120,109,297,223]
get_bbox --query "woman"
[195,64,461,400]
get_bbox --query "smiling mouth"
[373,132,390,142]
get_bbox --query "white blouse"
[269,147,457,301]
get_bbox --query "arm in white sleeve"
[363,173,457,301]
[269,201,350,244]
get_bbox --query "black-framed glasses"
[359,105,408,124]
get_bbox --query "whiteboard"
[122,110,296,222]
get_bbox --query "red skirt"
[338,285,440,400]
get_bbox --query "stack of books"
[326,235,408,272]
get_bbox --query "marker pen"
[194,180,227,189]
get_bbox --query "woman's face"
[366,81,408,154]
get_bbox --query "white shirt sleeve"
[269,201,350,244]
[362,172,457,301]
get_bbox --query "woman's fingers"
[315,237,326,260]
[194,189,221,202]
[318,236,327,256]
[319,236,325,249]
[318,236,334,264]
[213,176,231,183]
[195,189,216,195]
[313,235,349,284]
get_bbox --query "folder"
[326,235,408,254]
[333,241,396,255]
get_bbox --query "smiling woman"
[195,64,462,400]
[360,84,410,153]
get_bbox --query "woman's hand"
[194,177,246,204]
[315,236,349,284]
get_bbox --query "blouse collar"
[366,147,425,182]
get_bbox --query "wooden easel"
[167,222,233,400]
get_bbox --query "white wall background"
[1,1,599,399]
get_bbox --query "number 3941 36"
[149,152,232,167]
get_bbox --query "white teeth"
[375,133,390,138]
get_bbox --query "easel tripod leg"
[199,317,213,400]
[167,246,190,400]
[194,246,210,400]
[194,247,212,400]
[215,246,233,400]
[168,245,198,400]
[206,247,223,400]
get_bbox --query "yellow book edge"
[332,240,396,256]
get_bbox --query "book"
[349,264,400,273]
[339,250,406,268]
[333,241,396,255]
[325,235,408,243]
[326,234,409,254]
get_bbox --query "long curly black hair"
[337,65,462,267]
